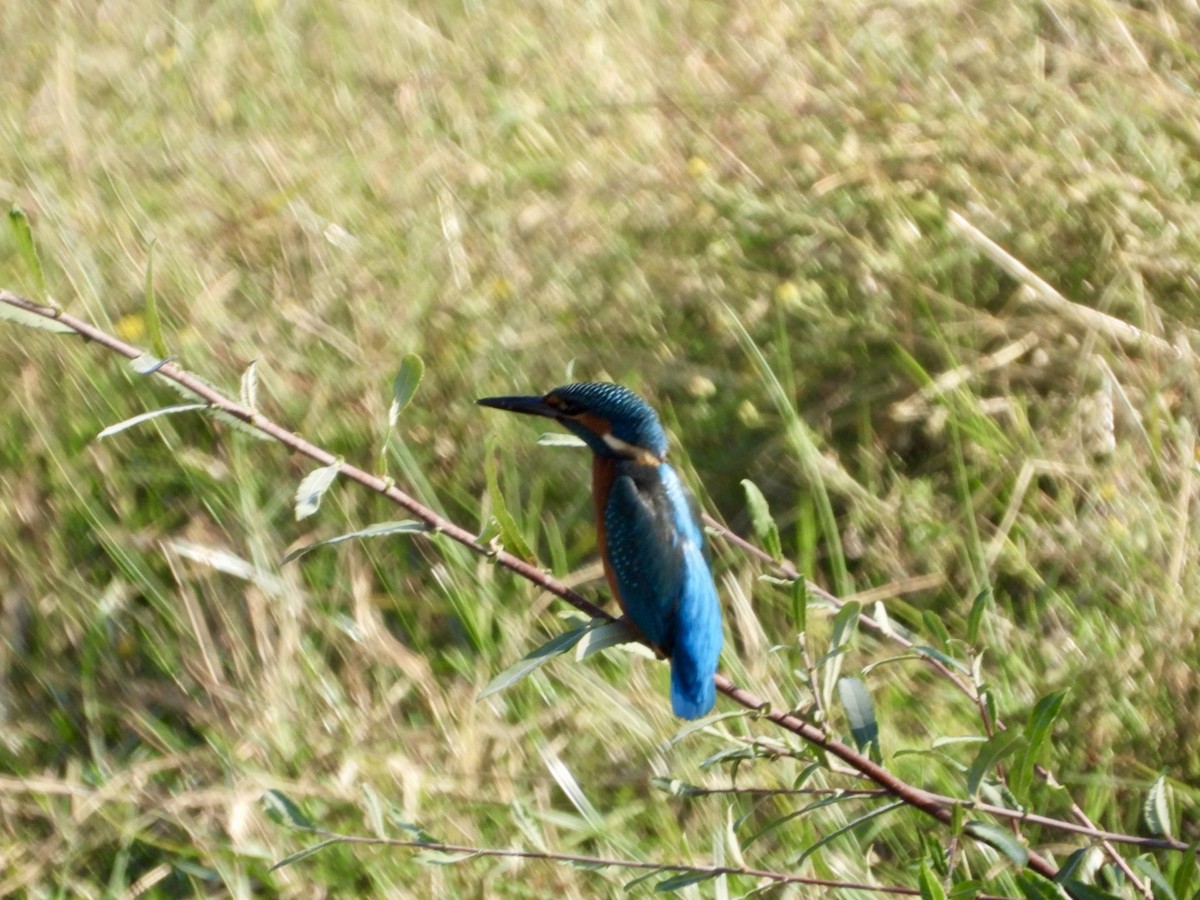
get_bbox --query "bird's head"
[478,382,668,465]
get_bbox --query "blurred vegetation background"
[2,0,1199,895]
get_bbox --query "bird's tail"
[670,662,716,720]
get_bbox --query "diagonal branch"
[1,289,1063,880]
[279,823,1024,898]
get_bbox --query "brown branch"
[2,289,1065,881]
[282,825,1022,899]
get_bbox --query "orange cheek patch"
[575,412,612,436]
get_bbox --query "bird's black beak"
[476,394,562,420]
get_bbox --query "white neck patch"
[602,431,661,465]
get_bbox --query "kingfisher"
[478,382,723,719]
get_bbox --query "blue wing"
[604,462,723,718]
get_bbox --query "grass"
[3,0,1200,895]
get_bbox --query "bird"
[478,382,723,719]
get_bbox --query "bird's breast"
[591,455,626,614]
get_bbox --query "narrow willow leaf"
[143,242,168,358]
[414,850,476,865]
[1015,873,1063,900]
[964,820,1028,868]
[821,600,860,712]
[966,729,1025,798]
[541,748,602,829]
[651,777,703,798]
[0,296,75,333]
[129,353,172,374]
[295,461,342,520]
[1172,841,1198,899]
[948,881,985,899]
[1132,855,1177,900]
[260,789,314,829]
[837,676,879,759]
[741,478,782,559]
[1010,689,1067,798]
[919,860,947,900]
[655,871,718,891]
[209,408,271,441]
[966,587,991,644]
[389,353,424,427]
[746,791,870,848]
[537,432,587,448]
[9,206,46,294]
[790,576,807,633]
[478,625,590,700]
[393,821,441,845]
[574,618,652,660]
[795,800,905,865]
[240,359,259,409]
[922,609,951,649]
[484,447,535,561]
[97,403,207,439]
[1056,881,1123,900]
[912,645,969,674]
[1143,774,1172,837]
[283,520,428,563]
[268,838,342,872]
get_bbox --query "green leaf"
[389,354,424,426]
[1054,848,1095,887]
[655,871,718,891]
[1015,873,1062,900]
[966,587,991,645]
[283,520,428,563]
[129,352,171,374]
[393,820,441,844]
[96,403,208,439]
[922,609,951,650]
[963,820,1028,869]
[746,791,872,848]
[650,777,704,798]
[574,618,652,660]
[295,461,342,520]
[837,676,879,759]
[9,205,46,295]
[912,645,969,674]
[484,446,535,561]
[919,860,947,900]
[1058,882,1123,900]
[1132,854,1177,900]
[821,600,860,711]
[414,850,476,865]
[790,577,808,633]
[966,729,1025,798]
[478,624,592,700]
[260,789,314,829]
[795,800,905,865]
[143,241,168,358]
[0,292,75,333]
[948,881,985,899]
[1144,774,1172,837]
[741,478,782,560]
[1010,689,1067,798]
[1172,841,1198,899]
[268,838,343,872]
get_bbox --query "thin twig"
[283,825,1022,899]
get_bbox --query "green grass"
[3,0,1199,895]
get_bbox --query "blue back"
[603,460,722,718]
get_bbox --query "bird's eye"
[547,395,584,416]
